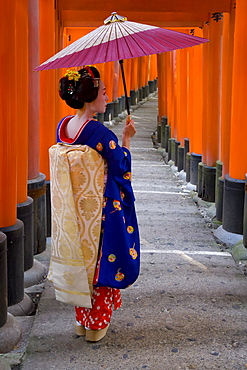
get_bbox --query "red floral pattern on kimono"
[75,287,122,330]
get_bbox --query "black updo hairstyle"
[59,66,100,109]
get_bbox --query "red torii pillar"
[201,13,223,202]
[0,0,23,351]
[28,0,47,255]
[215,6,235,222]
[221,0,247,237]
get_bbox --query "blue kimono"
[57,116,140,289]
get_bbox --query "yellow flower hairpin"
[64,70,81,82]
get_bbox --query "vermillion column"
[138,57,144,100]
[130,58,138,105]
[149,54,157,93]
[28,0,47,255]
[157,53,167,123]
[215,7,235,222]
[112,61,119,117]
[39,0,56,180]
[96,62,105,122]
[15,0,34,272]
[124,58,131,112]
[28,0,40,180]
[167,51,177,163]
[0,2,17,228]
[39,0,56,239]
[177,47,188,172]
[221,0,247,236]
[166,52,172,126]
[142,56,148,98]
[104,62,114,121]
[188,29,203,186]
[202,23,209,164]
[157,53,168,150]
[0,0,24,339]
[166,52,173,154]
[118,62,124,113]
[201,14,223,201]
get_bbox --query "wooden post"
[157,53,167,123]
[0,0,17,227]
[166,52,172,125]
[28,0,40,180]
[39,0,56,180]
[205,13,223,167]
[202,22,210,164]
[130,58,138,105]
[229,0,247,179]
[104,62,113,103]
[189,28,203,155]
[16,0,29,205]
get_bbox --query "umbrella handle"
[119,60,130,115]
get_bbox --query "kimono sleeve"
[95,129,134,205]
[95,129,132,178]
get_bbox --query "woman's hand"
[122,116,136,149]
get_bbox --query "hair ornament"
[64,69,81,82]
[93,79,100,88]
[83,65,100,87]
[83,65,95,79]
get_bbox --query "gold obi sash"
[48,143,105,308]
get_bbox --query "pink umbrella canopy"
[35,12,208,71]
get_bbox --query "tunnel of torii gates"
[1,0,247,351]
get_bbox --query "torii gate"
[2,0,247,353]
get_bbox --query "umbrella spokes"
[35,12,208,117]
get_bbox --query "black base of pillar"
[216,177,224,222]
[157,123,161,144]
[0,313,22,353]
[130,90,138,106]
[118,97,123,113]
[97,112,104,123]
[138,88,143,101]
[17,196,34,271]
[144,85,149,97]
[142,86,146,98]
[113,100,119,117]
[215,161,223,222]
[201,165,216,202]
[121,95,126,111]
[186,153,191,183]
[28,173,46,255]
[184,138,190,171]
[178,146,184,172]
[169,138,176,162]
[154,78,158,91]
[126,96,131,113]
[148,80,155,93]
[243,174,247,247]
[160,117,168,148]
[164,125,171,152]
[190,153,202,186]
[104,102,114,121]
[0,232,7,328]
[222,174,245,235]
[0,220,24,307]
[174,140,180,166]
[197,162,203,197]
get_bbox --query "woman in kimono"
[56,66,140,342]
